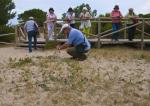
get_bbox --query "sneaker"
[29,50,32,53]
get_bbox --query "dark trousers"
[127,24,136,41]
[112,23,121,40]
[27,30,37,52]
[67,47,88,59]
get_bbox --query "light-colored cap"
[83,7,88,11]
[29,17,34,20]
[60,24,70,33]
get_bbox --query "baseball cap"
[29,17,34,20]
[60,24,70,33]
[83,7,88,11]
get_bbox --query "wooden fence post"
[15,26,19,46]
[97,18,101,48]
[124,21,127,39]
[141,18,145,50]
[43,22,48,43]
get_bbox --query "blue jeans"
[112,23,120,40]
[27,31,37,52]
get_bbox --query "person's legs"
[128,24,132,41]
[48,25,54,40]
[115,23,120,41]
[67,46,88,61]
[128,24,135,41]
[67,47,78,58]
[28,31,33,52]
[112,23,117,40]
[33,31,37,49]
[86,27,90,37]
[132,26,136,40]
[83,27,90,37]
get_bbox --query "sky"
[9,0,150,24]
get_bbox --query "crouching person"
[56,24,91,61]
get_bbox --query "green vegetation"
[0,25,15,42]
[18,9,46,26]
[0,34,15,42]
[9,57,32,68]
[0,0,16,26]
[44,41,59,50]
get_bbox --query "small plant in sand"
[9,57,32,68]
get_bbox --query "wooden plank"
[141,19,145,50]
[0,33,15,37]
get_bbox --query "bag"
[132,17,138,24]
[75,43,87,53]
[34,23,40,38]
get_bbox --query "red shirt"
[111,10,122,23]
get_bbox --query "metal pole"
[141,18,145,50]
[97,18,101,48]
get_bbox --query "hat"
[114,5,119,9]
[83,7,88,11]
[29,17,34,20]
[68,8,73,12]
[60,24,70,33]
[49,8,54,12]
[129,8,134,11]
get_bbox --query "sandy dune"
[0,47,150,106]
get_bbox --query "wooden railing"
[16,17,150,50]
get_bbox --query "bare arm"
[56,42,70,50]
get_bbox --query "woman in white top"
[65,8,75,28]
[46,8,57,40]
[79,7,92,37]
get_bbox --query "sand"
[0,46,150,106]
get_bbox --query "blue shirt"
[67,28,91,50]
[24,20,38,32]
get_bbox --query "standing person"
[111,5,122,41]
[79,7,92,38]
[65,7,76,28]
[126,8,138,41]
[56,24,91,61]
[46,8,57,40]
[24,17,39,53]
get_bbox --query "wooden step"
[17,43,45,48]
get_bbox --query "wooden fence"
[15,17,150,50]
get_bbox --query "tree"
[18,9,46,26]
[0,0,16,25]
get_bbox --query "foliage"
[0,25,14,34]
[0,25,15,42]
[18,9,46,26]
[0,0,16,25]
[0,34,15,42]
[9,57,32,68]
[44,41,59,50]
